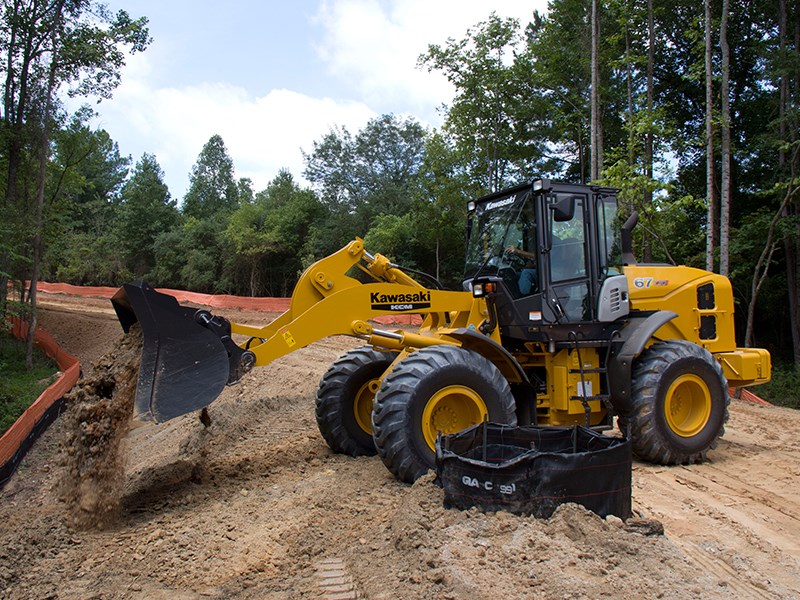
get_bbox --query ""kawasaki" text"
[370,291,431,304]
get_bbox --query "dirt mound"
[59,326,142,529]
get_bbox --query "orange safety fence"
[729,386,771,406]
[35,281,422,325]
[0,317,81,487]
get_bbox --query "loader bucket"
[111,281,231,423]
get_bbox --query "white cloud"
[87,52,375,201]
[78,0,548,201]
[313,0,547,122]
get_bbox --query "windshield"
[464,189,534,280]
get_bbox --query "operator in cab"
[506,244,538,295]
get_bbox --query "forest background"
[1,0,798,406]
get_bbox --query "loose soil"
[59,326,142,529]
[0,292,798,599]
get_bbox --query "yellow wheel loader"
[112,179,771,483]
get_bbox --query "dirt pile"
[59,326,142,529]
[351,471,703,599]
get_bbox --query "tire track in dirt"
[696,463,800,527]
[676,542,775,600]
[634,460,800,597]
[315,558,360,599]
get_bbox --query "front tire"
[315,347,397,456]
[372,345,517,483]
[625,340,729,465]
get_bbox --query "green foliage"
[55,231,129,285]
[116,154,179,277]
[364,213,420,267]
[224,170,326,296]
[421,14,543,191]
[43,117,131,284]
[59,7,151,100]
[180,218,225,293]
[0,0,150,323]
[0,0,797,376]
[149,227,189,288]
[0,331,57,435]
[303,114,428,246]
[181,134,241,219]
[757,364,800,410]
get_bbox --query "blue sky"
[86,1,547,200]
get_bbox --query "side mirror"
[550,196,575,222]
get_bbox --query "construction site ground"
[1,292,799,599]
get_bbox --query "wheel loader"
[112,179,771,483]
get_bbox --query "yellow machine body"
[624,264,771,388]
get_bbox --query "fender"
[446,328,530,386]
[608,310,678,415]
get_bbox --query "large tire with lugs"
[371,345,517,483]
[315,347,398,456]
[623,340,729,465]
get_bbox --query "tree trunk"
[644,0,654,209]
[786,219,800,361]
[705,0,717,272]
[590,0,600,181]
[2,0,52,321]
[745,171,799,347]
[719,0,731,277]
[787,0,800,362]
[25,0,65,368]
[625,24,634,182]
[435,237,440,282]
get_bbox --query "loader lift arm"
[113,238,490,423]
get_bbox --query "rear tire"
[624,340,729,465]
[372,345,517,483]
[315,347,397,456]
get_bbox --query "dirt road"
[1,292,798,599]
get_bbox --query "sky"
[82,0,549,202]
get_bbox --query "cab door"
[542,191,592,323]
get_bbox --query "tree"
[0,0,149,366]
[522,0,596,184]
[225,170,325,296]
[303,114,428,248]
[44,114,129,284]
[421,14,543,192]
[590,0,603,180]
[116,153,179,277]
[181,134,240,219]
[704,0,716,272]
[777,0,800,362]
[719,0,731,276]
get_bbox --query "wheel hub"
[421,385,488,451]
[354,379,380,435]
[664,374,712,438]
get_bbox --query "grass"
[752,363,800,410]
[0,330,59,436]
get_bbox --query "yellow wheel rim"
[421,385,488,451]
[664,374,712,438]
[354,379,380,435]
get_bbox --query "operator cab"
[464,179,629,343]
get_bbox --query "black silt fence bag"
[435,423,632,519]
